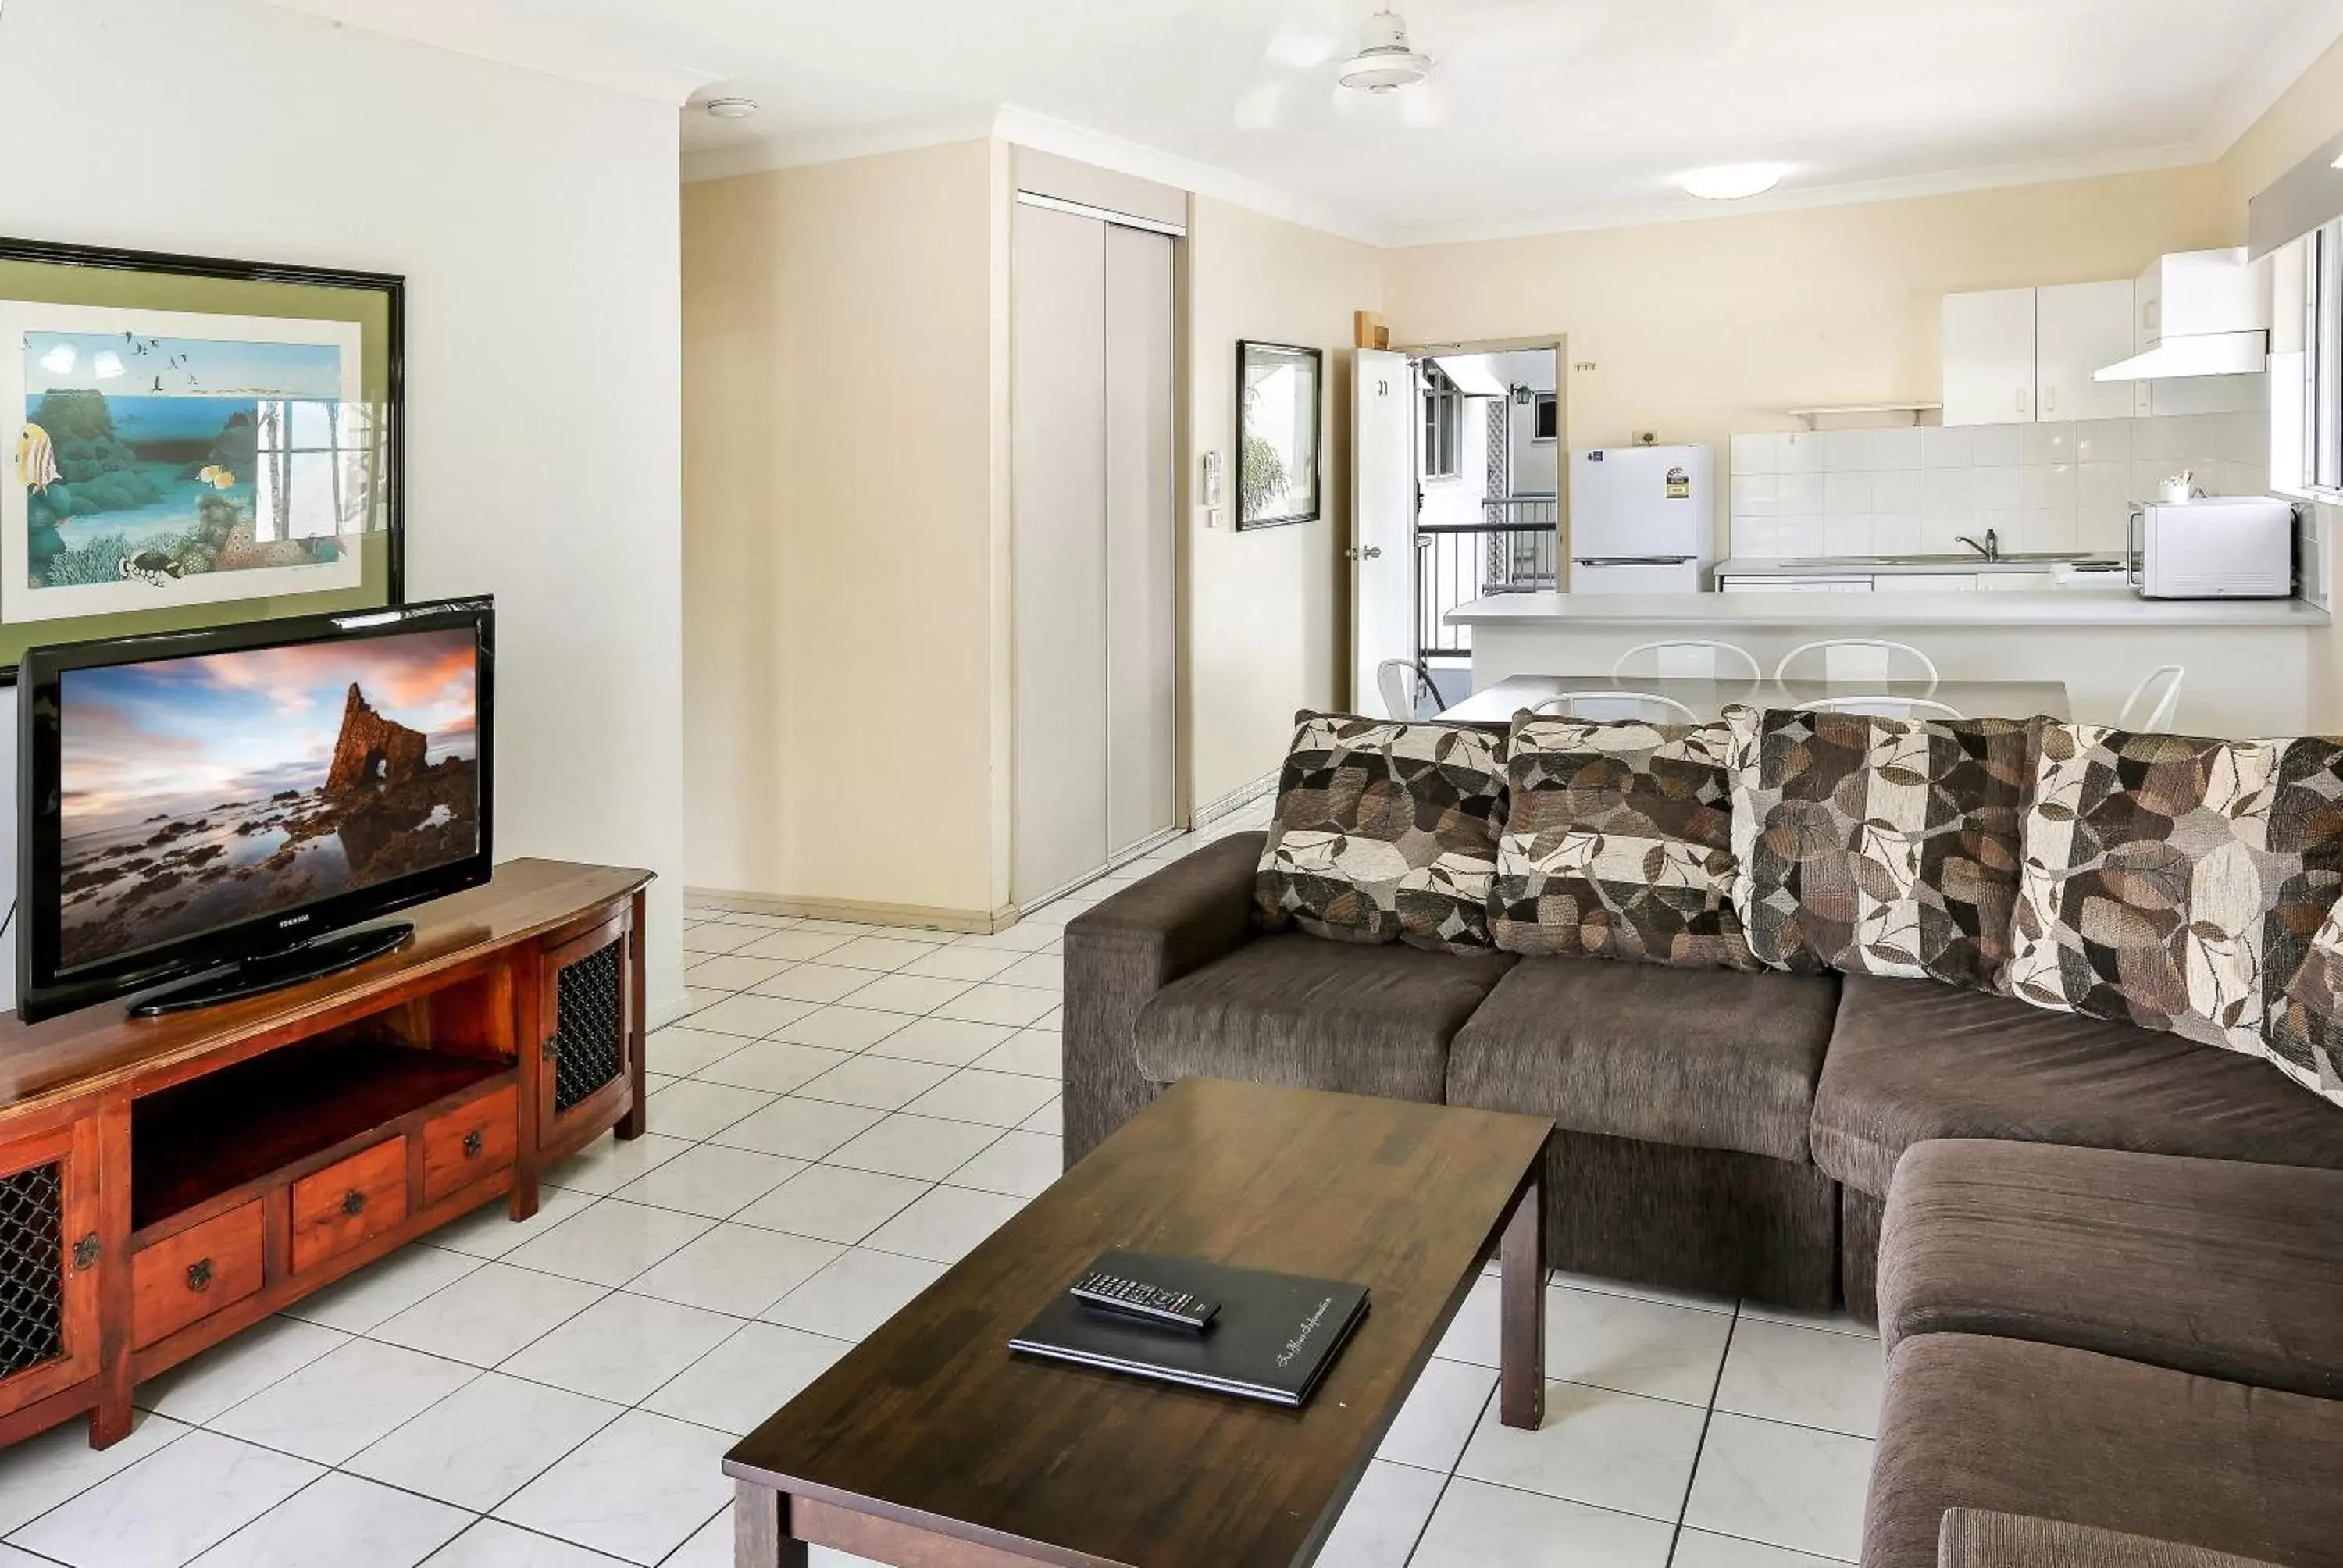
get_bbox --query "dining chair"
[1377,659,1440,721]
[1796,695,1966,721]
[2114,665,2186,732]
[1774,639,1941,691]
[1611,640,1762,682]
[1531,690,1701,725]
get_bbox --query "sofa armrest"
[1061,831,1264,1167]
[1939,1509,2289,1568]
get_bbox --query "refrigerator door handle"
[1573,555,1697,566]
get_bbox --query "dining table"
[1437,673,2072,725]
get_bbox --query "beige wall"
[1184,198,1384,810]
[2217,31,2343,224]
[682,141,1005,917]
[1383,166,2231,556]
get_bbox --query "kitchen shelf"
[1781,402,1942,429]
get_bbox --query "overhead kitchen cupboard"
[1942,282,2135,425]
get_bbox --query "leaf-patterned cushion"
[1490,713,1757,969]
[1254,711,1508,953]
[2008,724,2343,1060]
[2267,897,2343,1109]
[1724,705,2036,990]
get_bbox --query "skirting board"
[1192,768,1278,829]
[686,886,1018,935]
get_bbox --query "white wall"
[0,0,686,1014]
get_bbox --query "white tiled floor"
[0,800,1878,1566]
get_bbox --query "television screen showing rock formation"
[54,627,480,969]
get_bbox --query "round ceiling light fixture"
[1678,163,1792,201]
[703,96,760,119]
[1336,10,1432,94]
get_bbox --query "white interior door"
[1352,347,1416,715]
[1103,225,1176,858]
[1011,205,1109,905]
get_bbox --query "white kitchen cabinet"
[1977,572,2058,591]
[2036,281,2138,422]
[1871,572,1978,592]
[1942,289,2038,426]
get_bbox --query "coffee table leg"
[734,1480,809,1566]
[1499,1166,1545,1430]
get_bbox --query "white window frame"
[1421,369,1460,479]
[2280,219,2343,501]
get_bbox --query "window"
[2314,219,2342,494]
[1532,393,1558,442]
[1421,366,1460,479]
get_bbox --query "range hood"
[2095,248,2269,383]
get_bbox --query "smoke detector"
[1336,11,1432,93]
[703,96,760,119]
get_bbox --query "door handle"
[1361,546,1382,559]
[187,1258,212,1293]
[341,1190,368,1217]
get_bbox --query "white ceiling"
[269,0,2343,244]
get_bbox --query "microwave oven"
[2127,497,2296,599]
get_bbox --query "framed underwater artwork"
[0,237,402,680]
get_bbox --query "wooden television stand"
[0,857,652,1450]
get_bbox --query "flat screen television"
[17,600,493,1022]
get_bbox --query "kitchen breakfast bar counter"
[1445,591,2332,736]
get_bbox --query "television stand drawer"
[422,1086,516,1203]
[290,1139,408,1273]
[132,1201,265,1349]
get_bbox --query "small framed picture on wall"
[1236,340,1321,529]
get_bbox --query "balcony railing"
[1418,495,1559,658]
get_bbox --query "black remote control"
[1068,1268,1219,1331]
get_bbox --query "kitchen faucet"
[1955,528,1999,562]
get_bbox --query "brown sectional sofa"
[1066,829,2343,1317]
[1065,829,2343,1565]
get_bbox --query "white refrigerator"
[1567,444,1713,593]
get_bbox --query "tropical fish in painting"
[15,424,61,492]
[198,465,236,490]
[118,551,184,589]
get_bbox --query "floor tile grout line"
[1399,1378,1498,1566]
[1664,1299,1742,1566]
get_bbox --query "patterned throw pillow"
[1491,713,1756,969]
[2007,724,2343,1057]
[2267,898,2343,1108]
[1254,711,1508,953]
[1724,705,2035,990]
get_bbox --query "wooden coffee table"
[725,1077,1553,1566]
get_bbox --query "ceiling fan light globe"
[1677,162,1792,200]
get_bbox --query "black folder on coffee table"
[1008,1249,1370,1408]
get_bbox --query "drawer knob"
[71,1233,98,1270]
[187,1258,212,1293]
[462,1129,484,1159]
[341,1189,368,1217]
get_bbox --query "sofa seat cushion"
[1865,1334,2343,1568]
[1881,1139,2343,1400]
[1813,974,2343,1199]
[1446,957,1840,1163]
[1132,932,1514,1102]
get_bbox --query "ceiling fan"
[1236,5,1446,130]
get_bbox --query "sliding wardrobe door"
[1011,203,1111,905]
[1104,225,1177,858]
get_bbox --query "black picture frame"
[0,235,406,685]
[1236,340,1322,529]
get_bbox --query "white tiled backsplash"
[1728,413,2273,560]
